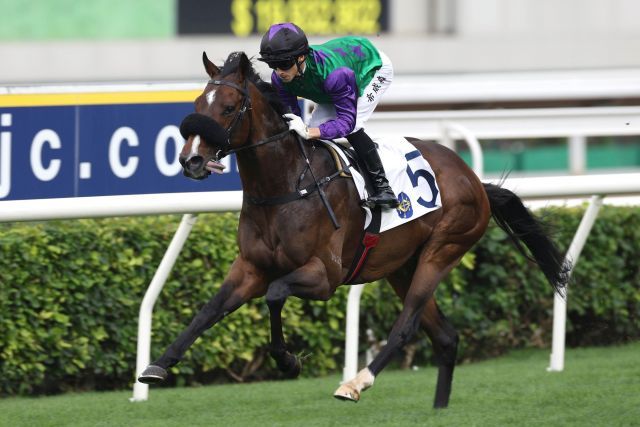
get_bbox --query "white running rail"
[2,171,640,397]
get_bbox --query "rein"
[206,78,287,159]
[226,129,291,156]
[204,77,342,228]
[247,138,349,207]
[248,136,343,229]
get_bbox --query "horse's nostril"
[186,156,204,171]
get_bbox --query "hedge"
[0,206,638,396]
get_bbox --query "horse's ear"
[202,52,220,78]
[237,52,251,79]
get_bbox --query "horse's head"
[179,51,254,180]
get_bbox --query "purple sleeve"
[318,67,358,139]
[271,72,301,116]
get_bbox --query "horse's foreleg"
[266,285,301,378]
[138,258,265,384]
[266,256,332,379]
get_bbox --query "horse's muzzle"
[179,153,209,180]
[179,113,228,180]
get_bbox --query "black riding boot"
[346,129,399,209]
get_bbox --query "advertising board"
[0,88,242,201]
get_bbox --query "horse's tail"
[483,183,571,296]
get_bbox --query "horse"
[138,51,569,408]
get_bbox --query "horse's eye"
[222,106,235,116]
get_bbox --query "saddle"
[317,139,378,200]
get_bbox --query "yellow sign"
[231,0,385,36]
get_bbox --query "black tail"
[483,183,571,296]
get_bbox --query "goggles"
[266,58,296,70]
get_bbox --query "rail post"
[131,213,198,402]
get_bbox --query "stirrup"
[365,192,399,209]
[371,198,400,209]
[361,199,376,209]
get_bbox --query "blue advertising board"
[0,89,243,201]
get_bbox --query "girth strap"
[342,206,383,285]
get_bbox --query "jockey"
[258,22,399,209]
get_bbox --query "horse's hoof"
[281,354,302,379]
[333,384,360,402]
[138,365,168,384]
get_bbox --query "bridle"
[206,78,251,159]
[206,78,289,160]
[200,77,341,229]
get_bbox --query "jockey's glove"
[283,113,309,139]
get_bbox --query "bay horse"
[138,51,569,408]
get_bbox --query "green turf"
[1,343,639,426]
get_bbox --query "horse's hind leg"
[386,268,458,408]
[334,246,462,403]
[420,298,459,408]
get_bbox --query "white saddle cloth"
[323,136,442,232]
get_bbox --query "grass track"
[1,343,639,427]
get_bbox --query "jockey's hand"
[283,113,309,139]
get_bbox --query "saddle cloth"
[322,136,442,232]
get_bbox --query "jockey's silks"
[281,36,382,104]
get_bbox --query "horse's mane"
[221,51,286,116]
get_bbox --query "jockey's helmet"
[258,23,309,69]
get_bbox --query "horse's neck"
[236,110,304,198]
